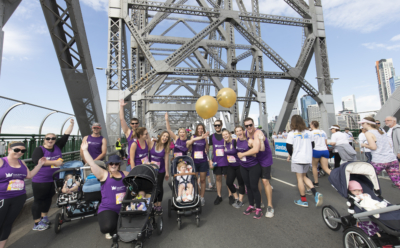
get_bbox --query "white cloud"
[2,27,34,56]
[81,0,108,12]
[391,34,400,42]
[362,42,400,51]
[356,95,381,113]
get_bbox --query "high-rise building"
[300,95,317,126]
[341,95,357,112]
[290,98,301,120]
[336,110,361,130]
[389,75,400,94]
[376,59,396,106]
[307,104,321,125]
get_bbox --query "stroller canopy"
[171,156,196,175]
[328,162,380,198]
[123,164,158,187]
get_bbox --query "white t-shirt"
[345,131,354,142]
[272,135,277,140]
[286,130,314,164]
[331,131,349,152]
[358,133,371,152]
[282,132,288,139]
[311,129,328,151]
[387,128,393,147]
[278,134,283,139]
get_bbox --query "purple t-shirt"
[246,130,273,167]
[191,136,207,164]
[127,130,137,160]
[173,138,188,157]
[211,134,228,167]
[0,157,27,199]
[236,138,258,168]
[224,139,240,167]
[150,145,166,173]
[98,172,126,214]
[87,135,104,160]
[134,141,149,166]
[32,146,62,183]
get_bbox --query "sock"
[311,188,317,196]
[301,195,307,202]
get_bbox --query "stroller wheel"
[133,242,143,248]
[343,227,377,248]
[322,205,341,231]
[196,218,200,227]
[155,216,163,235]
[168,199,172,218]
[177,219,181,230]
[54,213,62,234]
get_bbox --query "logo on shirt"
[138,153,147,158]
[304,133,310,139]
[214,144,224,148]
[6,173,12,178]
[111,186,117,190]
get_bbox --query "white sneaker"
[187,195,193,201]
[265,206,274,218]
[201,197,205,206]
[176,196,182,202]
[105,233,112,239]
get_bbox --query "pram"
[113,164,162,248]
[52,165,102,234]
[167,155,201,229]
[322,162,400,247]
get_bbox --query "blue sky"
[1,0,400,133]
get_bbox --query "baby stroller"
[113,164,162,248]
[321,162,400,247]
[167,155,201,229]
[52,166,102,234]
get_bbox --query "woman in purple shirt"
[0,142,46,247]
[82,142,129,241]
[30,119,74,230]
[130,127,150,170]
[165,113,188,158]
[149,131,170,214]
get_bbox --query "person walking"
[344,128,354,147]
[286,115,323,208]
[375,120,386,133]
[80,122,107,163]
[328,125,349,168]
[360,117,400,190]
[0,142,46,247]
[115,138,125,160]
[358,127,372,163]
[385,116,400,161]
[31,119,74,230]
[310,121,331,187]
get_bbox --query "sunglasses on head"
[214,124,221,127]
[245,124,253,128]
[131,122,139,125]
[45,137,56,141]
[109,163,120,166]
[13,148,27,153]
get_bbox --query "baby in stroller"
[126,191,151,211]
[176,160,194,202]
[59,174,80,204]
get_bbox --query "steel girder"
[40,0,107,140]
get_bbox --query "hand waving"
[81,140,89,151]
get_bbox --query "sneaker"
[201,197,205,206]
[41,216,51,225]
[187,195,193,201]
[176,196,182,202]
[315,192,323,207]
[243,206,255,215]
[305,189,312,195]
[232,200,244,209]
[105,233,112,239]
[214,196,222,205]
[260,202,265,208]
[253,208,262,219]
[32,221,49,231]
[229,195,235,205]
[265,206,274,218]
[155,206,163,215]
[294,199,308,207]
[313,182,319,188]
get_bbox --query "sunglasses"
[109,163,120,166]
[13,148,27,153]
[214,125,221,127]
[93,127,101,130]
[45,137,56,141]
[130,122,139,125]
[376,123,380,125]
[245,124,253,128]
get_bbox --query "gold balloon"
[195,95,218,119]
[217,88,237,108]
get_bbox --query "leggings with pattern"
[371,160,400,190]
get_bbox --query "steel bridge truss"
[103,0,336,141]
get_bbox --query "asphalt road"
[8,158,400,248]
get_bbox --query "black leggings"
[333,152,342,168]
[240,164,261,208]
[155,172,165,203]
[98,210,119,235]
[0,194,26,241]
[31,182,55,220]
[226,166,245,195]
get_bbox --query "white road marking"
[271,177,296,187]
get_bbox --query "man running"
[241,117,274,218]
[80,123,107,163]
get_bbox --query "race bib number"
[240,156,247,162]
[141,156,149,164]
[216,149,224,156]
[227,156,236,163]
[116,192,126,204]
[174,152,182,158]
[51,165,58,168]
[7,180,24,191]
[153,161,161,168]
[194,151,204,159]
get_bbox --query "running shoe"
[313,182,319,188]
[260,202,265,208]
[32,221,49,231]
[155,206,163,215]
[214,196,222,205]
[294,200,308,207]
[228,195,235,205]
[253,209,263,219]
[201,197,205,206]
[105,233,112,239]
[305,189,312,195]
[243,206,255,215]
[265,206,274,218]
[176,196,182,202]
[315,192,323,207]
[41,216,51,225]
[232,200,244,209]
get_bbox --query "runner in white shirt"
[277,132,283,139]
[286,115,323,208]
[358,126,372,163]
[282,131,288,139]
[328,125,349,168]
[310,121,331,188]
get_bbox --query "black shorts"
[214,166,228,175]
[260,166,271,179]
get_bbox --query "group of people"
[2,96,400,247]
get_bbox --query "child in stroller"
[176,160,194,202]
[58,174,80,204]
[126,191,151,211]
